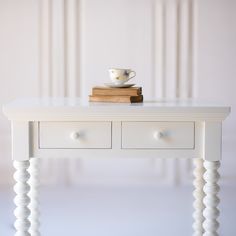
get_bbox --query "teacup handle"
[128,71,136,80]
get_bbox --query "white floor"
[0,185,236,236]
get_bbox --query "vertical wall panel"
[51,0,66,97]
[154,0,165,99]
[179,0,190,98]
[153,0,197,100]
[39,0,51,97]
[191,0,198,98]
[164,0,178,98]
[40,0,80,98]
[65,0,78,98]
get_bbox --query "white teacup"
[109,68,136,85]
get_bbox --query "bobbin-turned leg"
[13,160,31,236]
[28,157,40,236]
[203,161,220,236]
[193,158,205,236]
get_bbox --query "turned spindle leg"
[203,161,220,236]
[193,158,205,236]
[28,158,41,236]
[13,160,31,236]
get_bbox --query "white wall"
[197,0,236,180]
[80,0,154,99]
[0,0,39,184]
[0,0,235,186]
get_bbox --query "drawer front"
[39,122,112,149]
[122,122,194,149]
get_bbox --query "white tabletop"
[3,97,230,121]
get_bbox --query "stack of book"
[89,86,143,103]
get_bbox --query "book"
[89,95,143,103]
[92,86,142,96]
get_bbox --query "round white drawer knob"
[153,131,164,140]
[70,132,80,140]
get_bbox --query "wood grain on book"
[92,87,142,96]
[89,95,143,103]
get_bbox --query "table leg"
[203,161,220,236]
[28,157,41,236]
[193,158,205,236]
[13,160,31,236]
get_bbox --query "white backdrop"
[0,0,235,186]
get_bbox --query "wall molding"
[39,0,79,98]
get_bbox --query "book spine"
[130,95,143,103]
[92,88,142,96]
[89,95,143,103]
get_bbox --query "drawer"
[122,122,194,149]
[39,122,112,149]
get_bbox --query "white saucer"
[104,83,135,88]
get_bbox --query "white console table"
[3,98,230,236]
